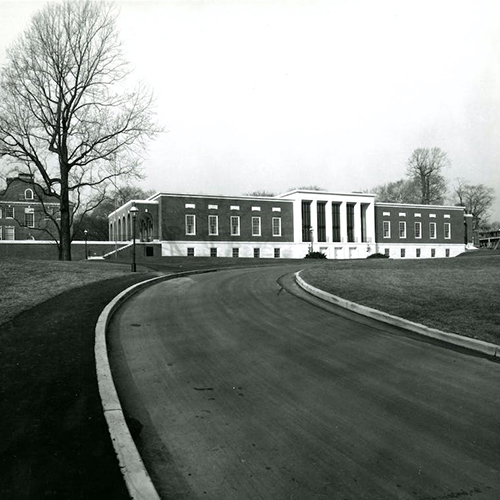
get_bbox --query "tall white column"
[325,201,333,243]
[340,202,348,243]
[354,202,362,243]
[310,200,318,244]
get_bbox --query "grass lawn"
[0,259,143,326]
[300,252,500,345]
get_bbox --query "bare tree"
[406,147,449,204]
[372,178,421,203]
[74,185,156,241]
[0,0,161,260]
[454,178,495,230]
[290,185,327,191]
[244,190,276,197]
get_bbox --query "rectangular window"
[210,247,217,257]
[347,203,355,243]
[6,206,14,219]
[317,201,326,242]
[185,214,196,235]
[230,216,240,236]
[25,212,35,228]
[384,248,390,257]
[208,215,218,235]
[254,248,260,258]
[5,226,15,240]
[232,247,239,258]
[430,222,437,239]
[444,222,451,239]
[401,248,406,258]
[383,221,391,238]
[414,222,422,239]
[399,221,406,239]
[446,248,450,257]
[252,216,261,236]
[416,248,421,258]
[302,201,311,242]
[274,248,281,258]
[332,203,341,242]
[187,247,195,257]
[431,248,436,258]
[272,217,281,237]
[208,204,218,210]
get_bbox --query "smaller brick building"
[0,173,60,240]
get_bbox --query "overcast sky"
[1,0,499,220]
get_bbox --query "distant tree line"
[371,147,495,230]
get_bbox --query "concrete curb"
[295,271,500,359]
[95,269,218,500]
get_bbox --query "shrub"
[305,251,327,259]
[367,252,389,259]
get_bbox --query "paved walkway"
[0,273,151,500]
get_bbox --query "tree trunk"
[59,169,72,261]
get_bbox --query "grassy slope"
[300,253,500,344]
[0,259,140,326]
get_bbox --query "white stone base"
[375,243,465,259]
[160,241,375,259]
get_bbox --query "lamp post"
[83,229,88,260]
[129,204,139,272]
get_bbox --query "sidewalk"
[0,272,153,500]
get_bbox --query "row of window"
[184,202,282,212]
[186,215,282,237]
[383,221,451,239]
[0,206,58,222]
[0,213,35,227]
[186,247,282,258]
[384,248,451,258]
[382,210,451,219]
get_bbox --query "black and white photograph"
[1,1,499,498]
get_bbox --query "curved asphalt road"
[108,265,500,500]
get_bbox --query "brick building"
[109,189,474,259]
[0,173,60,240]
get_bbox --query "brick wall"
[159,195,294,243]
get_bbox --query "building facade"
[0,173,60,241]
[109,189,473,259]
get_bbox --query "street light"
[129,204,139,272]
[83,229,88,260]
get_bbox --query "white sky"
[1,0,500,220]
